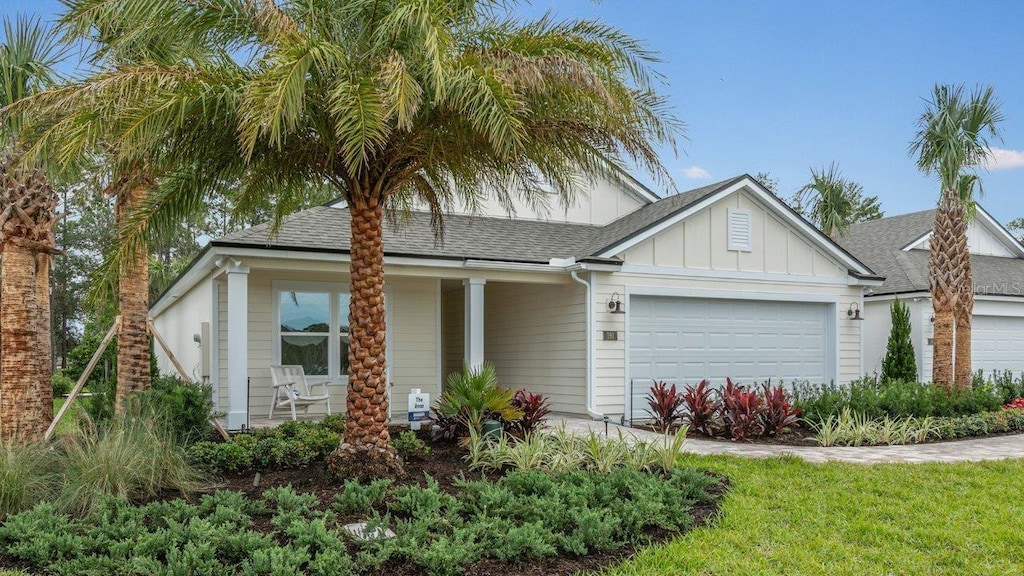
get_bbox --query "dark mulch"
[212,426,725,576]
[634,423,819,446]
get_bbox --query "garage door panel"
[972,315,1024,374]
[629,296,831,420]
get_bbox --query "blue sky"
[4,0,1024,223]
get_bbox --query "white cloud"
[982,147,1024,171]
[683,165,711,179]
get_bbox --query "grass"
[603,455,1024,576]
[51,398,79,436]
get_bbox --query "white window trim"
[272,282,341,383]
[727,207,753,252]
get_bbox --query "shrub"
[187,441,252,472]
[128,376,216,445]
[52,372,73,398]
[760,383,802,436]
[811,409,939,446]
[0,443,56,519]
[435,363,523,437]
[720,379,765,440]
[1003,398,1024,410]
[392,430,430,459]
[333,478,392,514]
[645,380,685,431]
[881,298,918,382]
[680,379,721,436]
[506,388,551,436]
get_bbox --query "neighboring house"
[840,207,1024,381]
[152,174,881,430]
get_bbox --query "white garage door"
[628,296,833,419]
[972,315,1024,374]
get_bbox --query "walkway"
[554,416,1024,464]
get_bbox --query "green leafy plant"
[127,376,217,445]
[435,363,523,437]
[882,298,918,382]
[392,430,431,459]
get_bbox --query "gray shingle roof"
[839,209,1024,297]
[215,207,602,264]
[214,177,746,264]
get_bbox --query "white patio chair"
[269,365,332,420]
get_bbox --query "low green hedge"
[0,467,716,576]
[187,416,345,472]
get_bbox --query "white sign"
[407,388,431,430]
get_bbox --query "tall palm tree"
[21,0,678,477]
[910,84,1002,390]
[0,16,64,443]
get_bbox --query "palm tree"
[910,84,1002,390]
[22,0,678,477]
[0,16,64,443]
[793,163,865,239]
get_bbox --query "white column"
[222,259,250,430]
[464,278,486,369]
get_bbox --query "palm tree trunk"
[954,256,974,390]
[929,194,964,390]
[0,245,46,443]
[115,182,152,411]
[35,252,53,424]
[328,193,402,480]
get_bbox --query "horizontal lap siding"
[484,282,586,414]
[239,271,439,422]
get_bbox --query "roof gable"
[900,206,1024,258]
[593,175,878,278]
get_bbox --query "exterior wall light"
[847,302,864,321]
[607,292,624,314]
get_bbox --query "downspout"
[570,269,604,420]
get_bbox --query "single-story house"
[840,207,1024,381]
[152,174,883,430]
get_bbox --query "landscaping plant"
[760,383,802,436]
[506,388,552,436]
[720,379,766,440]
[681,379,721,436]
[646,380,686,431]
[435,364,523,438]
[882,298,918,382]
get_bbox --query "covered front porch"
[208,254,587,431]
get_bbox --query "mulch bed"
[208,426,725,576]
[634,423,819,446]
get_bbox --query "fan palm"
[794,163,859,239]
[910,84,1002,390]
[0,16,65,443]
[18,0,678,476]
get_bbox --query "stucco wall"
[152,272,213,382]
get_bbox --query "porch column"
[223,259,250,430]
[464,278,486,369]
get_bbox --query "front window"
[275,286,367,383]
[279,292,330,375]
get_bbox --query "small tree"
[881,298,917,382]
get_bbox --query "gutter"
[569,267,605,420]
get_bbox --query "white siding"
[152,272,214,381]
[483,282,586,414]
[623,191,846,277]
[910,221,1016,257]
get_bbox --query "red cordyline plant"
[759,383,802,436]
[1003,398,1024,411]
[681,379,721,436]
[646,380,686,431]
[720,378,766,440]
[506,389,552,436]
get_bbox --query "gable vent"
[727,208,752,252]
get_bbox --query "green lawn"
[604,455,1024,576]
[51,398,79,436]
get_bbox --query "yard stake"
[44,316,120,441]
